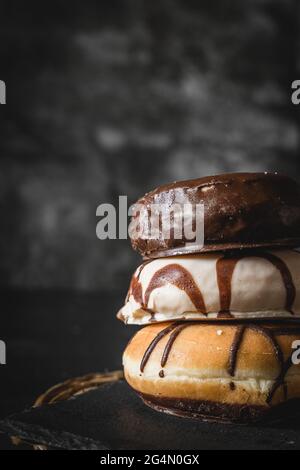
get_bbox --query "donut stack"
[118,173,300,423]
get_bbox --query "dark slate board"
[1,381,300,450]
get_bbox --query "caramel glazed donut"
[123,322,300,423]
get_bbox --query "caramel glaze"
[140,322,300,405]
[129,251,296,319]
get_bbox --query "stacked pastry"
[118,173,300,423]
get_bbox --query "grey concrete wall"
[1,0,300,290]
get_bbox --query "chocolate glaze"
[248,324,284,368]
[217,312,234,319]
[228,325,246,376]
[257,252,296,314]
[267,355,294,404]
[216,251,296,316]
[130,276,143,305]
[229,382,236,391]
[139,322,300,404]
[233,324,293,401]
[139,393,300,424]
[131,173,300,257]
[140,322,180,372]
[127,260,152,304]
[139,393,267,423]
[144,263,206,312]
[161,323,195,367]
[216,255,240,317]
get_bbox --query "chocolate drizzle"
[229,382,236,391]
[140,322,180,372]
[248,324,284,368]
[229,324,296,404]
[216,251,296,316]
[257,252,296,315]
[127,251,296,321]
[140,322,195,374]
[140,322,300,405]
[267,356,293,404]
[144,264,206,312]
[228,326,246,376]
[161,323,194,367]
[228,323,284,399]
[127,260,152,304]
[130,276,143,304]
[216,255,241,317]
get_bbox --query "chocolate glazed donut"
[130,173,300,257]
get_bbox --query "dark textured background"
[1,1,300,449]
[1,0,300,291]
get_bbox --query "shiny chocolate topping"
[130,173,300,257]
